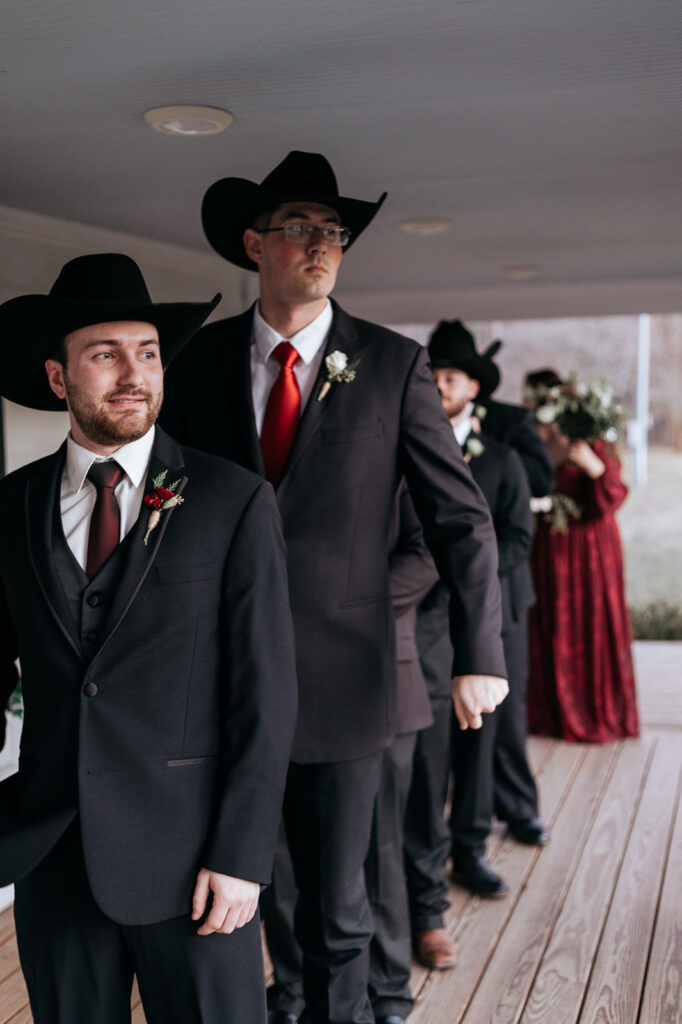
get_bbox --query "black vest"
[51,499,136,661]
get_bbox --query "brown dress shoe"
[414,928,458,969]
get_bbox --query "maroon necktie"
[86,461,124,578]
[260,342,301,487]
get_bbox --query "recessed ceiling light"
[503,265,540,280]
[399,218,452,236]
[143,105,234,136]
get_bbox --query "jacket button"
[86,593,102,607]
[84,682,98,697]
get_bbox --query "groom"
[0,253,298,1023]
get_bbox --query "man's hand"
[452,674,509,731]
[192,869,260,936]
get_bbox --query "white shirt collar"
[64,425,156,494]
[453,404,474,446]
[253,300,333,366]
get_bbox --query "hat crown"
[428,319,478,363]
[261,151,340,199]
[49,253,152,305]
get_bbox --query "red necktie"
[260,341,301,487]
[86,461,124,577]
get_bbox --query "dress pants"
[261,823,306,1017]
[283,753,383,1024]
[450,618,538,855]
[13,821,267,1024]
[366,731,417,1020]
[403,697,452,932]
[265,737,417,1021]
[493,619,539,826]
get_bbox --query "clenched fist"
[452,674,509,730]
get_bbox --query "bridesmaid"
[524,371,639,743]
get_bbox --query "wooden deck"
[1,642,681,1023]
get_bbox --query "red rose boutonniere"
[143,470,183,545]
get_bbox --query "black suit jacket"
[0,428,297,925]
[161,300,505,762]
[417,432,533,699]
[479,398,555,497]
[389,487,438,736]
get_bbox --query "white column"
[634,314,651,486]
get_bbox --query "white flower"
[536,404,557,424]
[326,350,348,373]
[466,436,485,458]
[605,427,618,442]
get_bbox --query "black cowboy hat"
[202,150,388,271]
[0,253,221,411]
[427,320,501,398]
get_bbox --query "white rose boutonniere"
[464,435,485,462]
[317,350,360,401]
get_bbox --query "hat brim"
[0,292,220,411]
[202,178,387,270]
[428,354,500,398]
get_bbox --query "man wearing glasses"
[161,151,508,1024]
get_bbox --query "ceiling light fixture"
[143,105,234,136]
[503,265,540,280]
[399,218,452,237]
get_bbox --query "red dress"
[528,442,639,743]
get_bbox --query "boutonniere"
[143,470,184,546]
[473,404,487,423]
[317,350,360,401]
[463,435,485,462]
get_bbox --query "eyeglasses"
[258,223,351,247]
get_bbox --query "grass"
[619,446,682,611]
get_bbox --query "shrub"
[629,602,682,640]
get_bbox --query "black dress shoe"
[376,1017,408,1024]
[508,816,550,846]
[268,1012,300,1024]
[452,852,508,897]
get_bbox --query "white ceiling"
[2,0,681,321]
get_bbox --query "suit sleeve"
[494,449,534,577]
[508,409,556,497]
[389,487,439,617]
[0,578,20,752]
[202,481,298,883]
[398,347,506,679]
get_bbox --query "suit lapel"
[94,429,187,652]
[25,446,84,661]
[278,302,362,494]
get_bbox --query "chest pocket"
[155,565,218,584]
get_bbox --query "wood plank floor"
[1,642,680,1024]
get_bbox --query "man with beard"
[0,253,298,1024]
[428,322,555,499]
[405,327,547,962]
[160,151,508,1024]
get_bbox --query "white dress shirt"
[251,300,333,435]
[453,404,474,446]
[60,426,156,570]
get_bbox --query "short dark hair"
[251,207,280,231]
[47,336,69,366]
[525,368,563,389]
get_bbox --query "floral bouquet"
[534,374,624,443]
